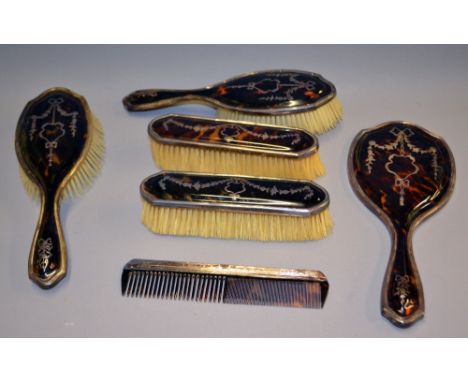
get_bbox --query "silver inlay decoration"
[161,117,303,145]
[393,274,415,315]
[224,73,323,102]
[30,97,79,166]
[365,127,439,206]
[37,237,53,273]
[157,175,317,200]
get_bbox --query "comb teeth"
[224,277,321,308]
[124,270,226,303]
[122,260,328,309]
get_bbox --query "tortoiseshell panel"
[351,123,453,227]
[16,90,88,191]
[349,121,455,327]
[149,115,317,157]
[141,172,329,216]
[208,70,334,111]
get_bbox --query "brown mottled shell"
[148,114,318,158]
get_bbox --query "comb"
[123,69,343,135]
[122,259,329,309]
[148,114,324,180]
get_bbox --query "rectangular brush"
[148,114,324,180]
[140,171,333,241]
[122,259,329,309]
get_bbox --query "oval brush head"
[148,114,325,180]
[123,69,343,135]
[15,87,105,288]
[140,171,333,241]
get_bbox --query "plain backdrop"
[0,45,466,337]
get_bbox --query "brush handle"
[29,190,66,289]
[123,88,213,111]
[382,225,424,327]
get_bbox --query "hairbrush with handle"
[15,88,104,289]
[348,121,455,327]
[123,70,343,135]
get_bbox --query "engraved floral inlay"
[37,237,53,273]
[158,175,317,200]
[30,97,79,166]
[221,73,322,102]
[161,117,303,145]
[393,274,415,315]
[365,127,439,206]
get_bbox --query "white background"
[0,45,467,337]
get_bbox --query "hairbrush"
[122,259,329,309]
[123,69,343,135]
[148,114,324,180]
[140,171,332,241]
[348,121,455,327]
[15,87,105,288]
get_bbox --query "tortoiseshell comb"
[122,259,329,309]
[15,88,104,288]
[348,121,455,327]
[123,69,343,135]
[148,114,324,180]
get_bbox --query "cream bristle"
[217,97,343,135]
[19,114,105,201]
[141,201,333,241]
[151,139,325,180]
[19,164,41,200]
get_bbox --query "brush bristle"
[141,202,333,241]
[122,270,323,308]
[18,164,40,200]
[19,114,105,201]
[150,139,325,180]
[217,97,343,135]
